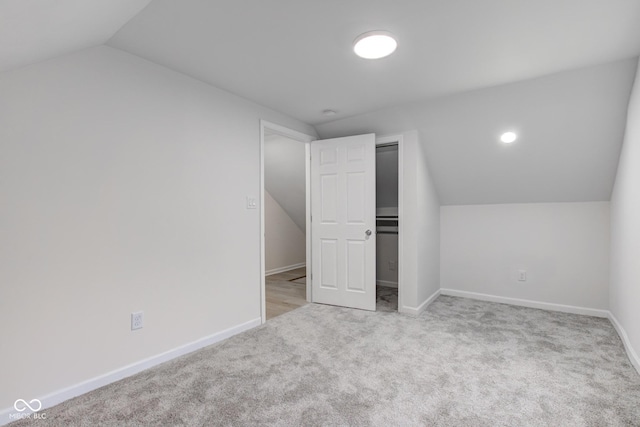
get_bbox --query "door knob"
[365,229,372,236]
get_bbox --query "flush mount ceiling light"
[353,31,397,59]
[500,131,518,144]
[322,109,337,117]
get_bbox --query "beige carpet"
[10,296,640,426]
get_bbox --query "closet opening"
[376,142,399,312]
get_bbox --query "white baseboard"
[608,312,640,375]
[265,262,306,276]
[0,317,261,426]
[376,280,398,288]
[439,289,609,318]
[400,289,441,317]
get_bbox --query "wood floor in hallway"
[266,267,307,320]
[266,267,400,319]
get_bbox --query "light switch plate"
[246,196,257,209]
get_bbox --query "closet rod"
[376,142,399,149]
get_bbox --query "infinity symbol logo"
[14,399,42,412]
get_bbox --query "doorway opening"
[261,127,404,318]
[376,140,400,312]
[260,121,314,323]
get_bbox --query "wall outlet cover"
[131,311,144,330]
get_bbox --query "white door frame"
[259,120,315,324]
[376,134,404,313]
[259,125,405,321]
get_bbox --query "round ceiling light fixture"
[353,31,397,59]
[500,131,518,144]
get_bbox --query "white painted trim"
[305,141,312,303]
[376,280,398,288]
[439,288,609,318]
[259,120,315,323]
[400,289,441,317]
[608,312,640,375]
[397,136,404,315]
[265,262,307,277]
[0,318,261,426]
[260,121,266,324]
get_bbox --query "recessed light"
[322,109,337,116]
[500,132,517,144]
[353,31,397,59]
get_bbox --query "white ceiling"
[108,0,640,125]
[0,0,152,73]
[316,59,637,205]
[2,0,640,205]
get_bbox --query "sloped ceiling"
[2,0,640,206]
[316,59,637,205]
[264,133,306,231]
[0,0,152,73]
[108,0,640,125]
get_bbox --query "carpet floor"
[11,296,640,426]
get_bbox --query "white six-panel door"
[311,134,376,311]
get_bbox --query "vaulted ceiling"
[316,59,637,205]
[2,0,640,205]
[0,0,152,73]
[108,0,640,125]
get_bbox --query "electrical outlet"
[518,270,527,282]
[389,260,396,271]
[131,311,144,330]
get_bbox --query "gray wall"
[264,133,306,231]
[265,191,306,272]
[0,45,315,409]
[610,57,640,371]
[441,202,610,312]
[376,145,398,209]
